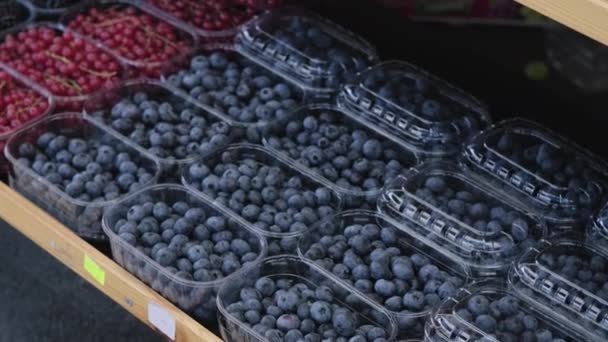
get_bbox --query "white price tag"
[148,302,176,340]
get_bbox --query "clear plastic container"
[0,22,127,111]
[378,161,547,277]
[59,0,197,79]
[161,44,306,129]
[261,104,421,208]
[462,118,608,228]
[426,281,582,341]
[589,204,608,253]
[83,79,240,175]
[217,255,398,342]
[299,210,471,338]
[102,184,266,323]
[235,7,378,97]
[338,61,491,156]
[19,0,79,18]
[182,143,342,255]
[1,0,35,31]
[509,238,608,341]
[4,113,161,240]
[0,66,55,177]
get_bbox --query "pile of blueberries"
[92,88,233,161]
[264,108,413,207]
[224,276,390,342]
[454,293,570,341]
[248,15,373,90]
[108,191,261,321]
[302,218,465,334]
[185,146,338,255]
[166,51,302,124]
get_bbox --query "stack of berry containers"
[298,210,471,339]
[181,143,342,255]
[510,238,608,341]
[141,0,283,43]
[0,22,128,111]
[426,281,584,341]
[261,103,421,208]
[378,161,548,278]
[102,184,266,323]
[19,0,79,19]
[83,79,240,178]
[462,118,608,230]
[337,61,492,157]
[217,255,398,342]
[59,0,198,79]
[1,0,35,31]
[235,7,379,100]
[0,65,55,177]
[4,113,161,240]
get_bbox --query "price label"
[148,302,176,340]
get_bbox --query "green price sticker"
[84,254,106,286]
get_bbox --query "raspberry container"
[217,255,398,342]
[261,104,421,208]
[0,22,127,111]
[0,66,55,177]
[337,61,491,157]
[1,0,35,31]
[509,238,608,341]
[235,7,378,98]
[4,112,161,240]
[182,143,342,256]
[299,210,471,339]
[462,118,608,229]
[83,79,240,176]
[102,183,267,323]
[59,0,198,79]
[426,281,583,341]
[378,161,548,278]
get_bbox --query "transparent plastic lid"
[462,118,608,226]
[427,281,580,342]
[338,61,491,156]
[235,7,378,94]
[21,0,80,15]
[510,239,608,341]
[0,1,35,31]
[378,161,547,276]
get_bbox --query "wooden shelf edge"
[516,0,608,46]
[0,182,222,342]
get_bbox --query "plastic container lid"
[378,161,547,277]
[217,255,398,342]
[337,61,491,156]
[102,183,266,322]
[235,7,378,95]
[510,239,608,341]
[462,118,608,228]
[19,0,79,16]
[589,204,608,253]
[0,1,35,31]
[299,210,470,338]
[426,281,582,341]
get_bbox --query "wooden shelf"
[0,182,222,342]
[516,0,608,46]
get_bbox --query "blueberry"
[475,314,497,333]
[467,295,490,315]
[310,301,332,323]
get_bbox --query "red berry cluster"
[145,0,282,32]
[0,26,122,108]
[66,6,192,78]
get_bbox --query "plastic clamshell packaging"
[162,45,306,128]
[236,7,379,96]
[182,143,342,255]
[0,21,127,111]
[217,255,398,342]
[298,210,471,338]
[102,184,266,323]
[338,61,491,156]
[0,66,55,176]
[426,281,581,342]
[1,0,35,31]
[261,104,421,207]
[4,113,161,240]
[20,0,79,17]
[510,239,608,341]
[589,203,608,253]
[59,0,198,79]
[378,161,547,277]
[83,79,239,175]
[462,118,608,228]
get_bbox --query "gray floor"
[0,220,165,342]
